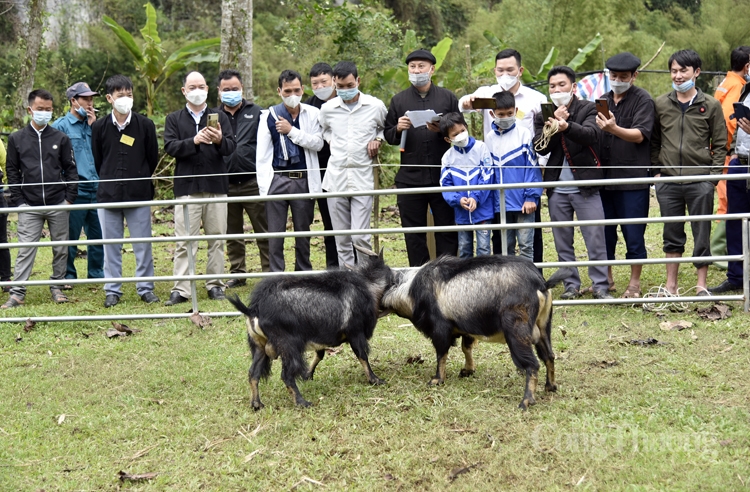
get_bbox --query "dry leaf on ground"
[24,319,35,332]
[659,320,693,331]
[190,312,212,328]
[118,471,158,482]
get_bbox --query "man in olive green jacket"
[651,49,727,296]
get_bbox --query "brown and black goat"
[380,255,570,410]
[227,249,392,409]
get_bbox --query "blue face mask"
[672,79,695,93]
[221,90,242,107]
[337,87,359,102]
[74,100,87,118]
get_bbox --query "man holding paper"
[384,49,459,266]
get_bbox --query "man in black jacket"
[384,49,459,266]
[2,89,79,309]
[163,71,236,306]
[534,66,611,300]
[92,74,160,308]
[305,62,339,269]
[216,69,269,286]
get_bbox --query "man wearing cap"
[384,49,459,266]
[595,52,655,299]
[51,82,104,286]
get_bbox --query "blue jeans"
[505,211,535,261]
[458,222,491,259]
[67,192,104,279]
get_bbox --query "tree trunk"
[14,0,45,128]
[220,0,253,102]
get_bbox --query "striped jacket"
[440,137,495,224]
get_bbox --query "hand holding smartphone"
[207,113,219,129]
[595,98,610,119]
[541,102,555,121]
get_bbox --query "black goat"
[380,255,570,410]
[227,249,391,409]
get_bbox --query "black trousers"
[317,195,339,269]
[0,194,10,281]
[396,185,457,267]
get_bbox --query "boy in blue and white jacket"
[439,113,494,258]
[485,91,542,260]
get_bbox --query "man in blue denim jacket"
[51,82,104,284]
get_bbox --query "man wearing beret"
[595,52,655,299]
[51,82,104,287]
[384,49,459,266]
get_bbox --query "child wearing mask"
[485,91,542,261]
[439,113,494,258]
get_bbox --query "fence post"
[499,188,508,255]
[182,204,199,313]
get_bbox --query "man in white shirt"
[459,48,548,263]
[319,61,387,267]
[256,69,324,272]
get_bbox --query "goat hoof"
[546,382,558,393]
[369,377,386,385]
[296,398,312,408]
[428,378,444,386]
[304,372,314,381]
[459,368,475,378]
[251,400,265,411]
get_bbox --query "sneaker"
[560,288,581,300]
[708,279,743,294]
[593,289,614,300]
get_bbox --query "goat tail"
[227,293,258,319]
[544,267,574,290]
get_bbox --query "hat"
[66,82,99,99]
[605,52,641,72]
[405,49,437,65]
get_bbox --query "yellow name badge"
[120,134,135,146]
[516,109,526,120]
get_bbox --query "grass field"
[1,193,749,491]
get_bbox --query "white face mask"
[496,74,518,91]
[550,89,574,107]
[31,110,53,126]
[185,89,208,106]
[113,96,133,115]
[313,86,334,100]
[451,130,470,148]
[610,80,631,95]
[493,116,516,130]
[282,94,302,109]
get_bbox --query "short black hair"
[547,66,576,84]
[28,89,53,106]
[492,91,516,110]
[310,63,333,78]
[278,69,302,88]
[439,112,467,138]
[332,61,358,80]
[105,74,133,95]
[668,49,701,71]
[495,48,522,66]
[730,47,750,72]
[218,69,242,85]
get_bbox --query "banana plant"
[103,3,220,115]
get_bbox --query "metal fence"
[1,172,749,323]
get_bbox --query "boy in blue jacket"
[439,113,494,258]
[485,91,542,260]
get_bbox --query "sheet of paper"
[405,110,442,128]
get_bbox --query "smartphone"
[473,98,497,110]
[541,102,555,121]
[732,102,750,120]
[595,98,610,118]
[207,113,219,129]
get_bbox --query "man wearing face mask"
[383,49,459,266]
[91,74,160,308]
[534,66,611,300]
[304,62,339,269]
[2,89,79,309]
[215,69,269,284]
[51,82,104,288]
[163,71,236,306]
[319,61,387,267]
[651,50,726,296]
[256,70,323,272]
[595,52,655,299]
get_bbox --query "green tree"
[103,3,221,115]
